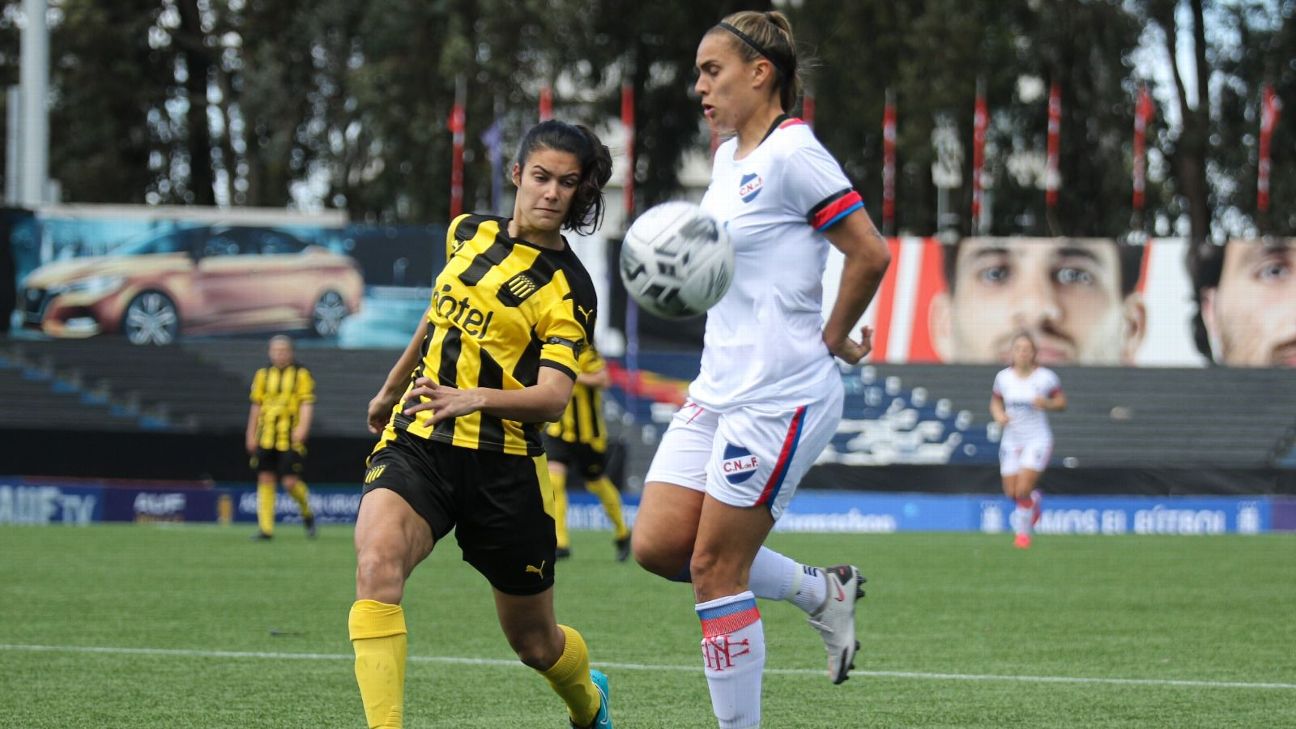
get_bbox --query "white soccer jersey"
[993,366,1062,442]
[689,117,864,411]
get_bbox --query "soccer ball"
[619,201,734,319]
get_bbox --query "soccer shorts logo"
[720,443,760,484]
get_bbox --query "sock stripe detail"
[697,598,760,638]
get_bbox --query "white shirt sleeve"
[779,139,863,231]
[1043,369,1062,396]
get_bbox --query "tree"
[1143,0,1212,244]
[1211,0,1295,236]
[794,0,1144,238]
[36,0,173,204]
[571,0,763,212]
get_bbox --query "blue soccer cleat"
[571,668,612,728]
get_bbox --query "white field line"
[1,643,1293,691]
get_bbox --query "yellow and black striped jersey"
[250,364,315,451]
[381,213,598,456]
[545,346,608,452]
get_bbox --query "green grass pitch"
[1,524,1294,728]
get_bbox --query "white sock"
[697,591,765,729]
[1014,506,1032,536]
[748,547,826,615]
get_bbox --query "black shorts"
[541,434,606,480]
[362,429,556,596]
[251,445,306,479]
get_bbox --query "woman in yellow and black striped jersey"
[347,120,616,729]
[543,342,632,561]
[245,335,316,540]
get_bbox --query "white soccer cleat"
[807,564,866,685]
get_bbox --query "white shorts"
[644,390,843,520]
[999,436,1053,476]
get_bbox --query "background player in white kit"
[628,10,892,729]
[990,333,1068,549]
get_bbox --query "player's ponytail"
[515,120,612,235]
[570,125,613,235]
[714,10,803,113]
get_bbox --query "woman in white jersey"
[628,10,891,728]
[990,333,1067,549]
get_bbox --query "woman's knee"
[354,543,407,603]
[631,530,689,577]
[503,626,561,670]
[688,547,739,596]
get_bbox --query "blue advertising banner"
[226,486,362,525]
[977,495,1270,535]
[101,487,222,523]
[567,491,1275,535]
[0,477,1282,533]
[0,480,103,525]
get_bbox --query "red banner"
[448,82,466,219]
[1133,85,1154,211]
[1258,84,1281,214]
[539,85,553,122]
[1046,81,1061,208]
[882,90,896,234]
[971,85,988,233]
[621,82,635,219]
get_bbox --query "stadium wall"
[1,427,1290,496]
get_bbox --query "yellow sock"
[349,600,407,729]
[256,482,276,536]
[288,481,314,520]
[551,469,570,550]
[540,625,600,727]
[586,477,629,540]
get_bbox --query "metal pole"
[19,0,50,206]
[5,86,20,204]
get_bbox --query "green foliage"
[796,0,1145,237]
[1,525,1294,727]
[45,0,171,204]
[3,0,1291,235]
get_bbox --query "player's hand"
[1032,396,1047,410]
[825,324,874,365]
[244,436,256,455]
[291,428,308,445]
[402,377,487,424]
[993,414,1010,426]
[367,390,401,434]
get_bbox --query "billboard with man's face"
[821,237,1293,368]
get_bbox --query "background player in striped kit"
[990,332,1067,549]
[348,120,615,729]
[543,341,632,561]
[630,11,892,728]
[245,335,316,540]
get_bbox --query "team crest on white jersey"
[738,173,763,203]
[721,443,760,484]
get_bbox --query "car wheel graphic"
[311,290,348,337]
[124,291,180,345]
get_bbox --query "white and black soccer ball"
[619,201,734,319]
